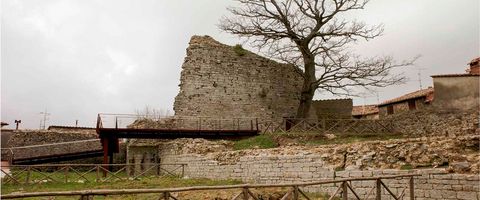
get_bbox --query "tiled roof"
[469,57,479,65]
[431,73,479,77]
[378,87,434,106]
[47,125,95,130]
[352,105,379,116]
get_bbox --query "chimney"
[468,57,479,75]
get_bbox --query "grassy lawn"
[2,175,244,199]
[1,174,340,200]
[233,134,278,150]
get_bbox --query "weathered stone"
[173,35,302,123]
[449,162,471,173]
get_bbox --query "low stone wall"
[5,130,101,160]
[388,109,478,137]
[158,153,478,200]
[125,135,479,200]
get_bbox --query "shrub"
[233,44,247,56]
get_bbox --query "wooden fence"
[261,118,395,134]
[1,174,419,200]
[1,163,185,185]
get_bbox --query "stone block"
[457,191,478,200]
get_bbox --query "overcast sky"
[1,0,479,129]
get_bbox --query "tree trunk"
[295,83,315,118]
[295,51,316,119]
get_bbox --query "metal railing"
[1,163,185,185]
[1,174,420,199]
[97,113,259,131]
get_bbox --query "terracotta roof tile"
[431,73,479,77]
[378,87,434,106]
[47,125,95,130]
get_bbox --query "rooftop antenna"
[415,65,427,90]
[39,109,50,130]
[14,120,21,130]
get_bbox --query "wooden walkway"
[96,114,260,166]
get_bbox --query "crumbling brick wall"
[173,36,303,124]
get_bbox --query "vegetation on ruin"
[231,132,404,150]
[233,44,247,56]
[233,134,278,150]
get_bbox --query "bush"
[233,44,247,56]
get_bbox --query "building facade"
[378,87,434,117]
[431,58,480,111]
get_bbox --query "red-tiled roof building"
[378,87,434,116]
[377,57,480,116]
[352,104,379,119]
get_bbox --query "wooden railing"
[97,113,259,131]
[1,174,420,199]
[1,163,185,185]
[261,118,395,134]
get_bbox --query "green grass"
[400,164,413,170]
[2,174,242,199]
[234,135,278,150]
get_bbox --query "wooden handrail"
[6,163,186,167]
[1,174,420,199]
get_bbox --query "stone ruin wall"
[173,35,303,126]
[387,108,479,137]
[311,99,353,119]
[4,130,101,161]
[127,135,479,200]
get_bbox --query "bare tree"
[220,0,416,118]
[134,105,172,120]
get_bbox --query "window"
[387,105,394,115]
[408,100,416,110]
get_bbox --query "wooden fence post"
[342,181,348,200]
[25,166,31,184]
[322,118,326,132]
[242,187,249,200]
[163,192,170,200]
[64,166,69,183]
[96,165,100,182]
[409,177,415,200]
[293,186,299,200]
[376,179,381,200]
[181,164,185,178]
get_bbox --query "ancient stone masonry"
[5,130,100,160]
[387,109,479,137]
[130,135,479,174]
[127,136,479,200]
[173,35,303,124]
[310,99,353,119]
